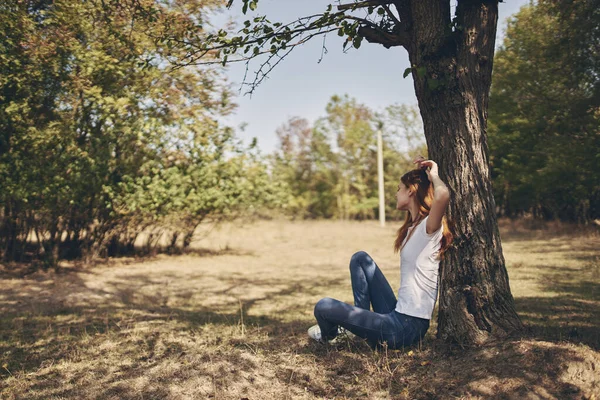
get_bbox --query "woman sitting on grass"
[308,157,452,349]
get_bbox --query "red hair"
[393,169,453,259]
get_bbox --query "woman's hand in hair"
[413,157,439,180]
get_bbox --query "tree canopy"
[488,0,600,222]
[0,0,278,266]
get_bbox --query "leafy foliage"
[0,0,277,266]
[271,96,424,220]
[167,0,409,93]
[488,0,600,222]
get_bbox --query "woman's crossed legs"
[313,251,428,349]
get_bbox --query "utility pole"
[377,124,385,227]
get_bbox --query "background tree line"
[1,0,598,267]
[0,0,281,267]
[271,96,426,221]
[488,0,600,222]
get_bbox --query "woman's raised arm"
[415,158,450,234]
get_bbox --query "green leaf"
[352,36,362,49]
[403,67,412,78]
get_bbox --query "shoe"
[337,326,354,339]
[307,325,355,343]
[308,324,323,342]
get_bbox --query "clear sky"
[218,0,530,153]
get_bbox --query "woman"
[308,157,452,349]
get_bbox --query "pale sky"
[218,0,530,153]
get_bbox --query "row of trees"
[0,0,280,266]
[272,97,425,220]
[488,0,600,223]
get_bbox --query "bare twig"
[318,32,329,64]
[337,0,395,12]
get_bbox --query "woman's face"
[396,182,411,210]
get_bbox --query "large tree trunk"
[403,0,523,344]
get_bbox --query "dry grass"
[1,219,599,399]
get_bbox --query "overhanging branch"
[358,25,407,48]
[165,1,411,93]
[337,0,395,12]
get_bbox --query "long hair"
[393,169,453,259]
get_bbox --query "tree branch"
[358,25,407,48]
[337,0,395,12]
[173,12,344,59]
[381,3,401,25]
[162,1,412,93]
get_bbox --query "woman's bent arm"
[415,159,450,234]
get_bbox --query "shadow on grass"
[1,239,599,399]
[503,232,599,350]
[415,340,593,399]
[502,236,600,253]
[0,245,256,279]
[0,269,343,370]
[515,282,600,351]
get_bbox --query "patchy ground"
[1,219,599,399]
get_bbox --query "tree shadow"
[0,244,256,278]
[0,268,345,377]
[405,339,596,399]
[514,283,600,351]
[2,239,599,399]
[501,236,599,253]
[502,232,599,350]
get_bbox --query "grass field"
[1,219,599,399]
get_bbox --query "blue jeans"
[314,251,430,349]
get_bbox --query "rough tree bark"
[402,0,523,344]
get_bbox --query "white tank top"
[395,215,443,319]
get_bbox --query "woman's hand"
[413,156,439,180]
